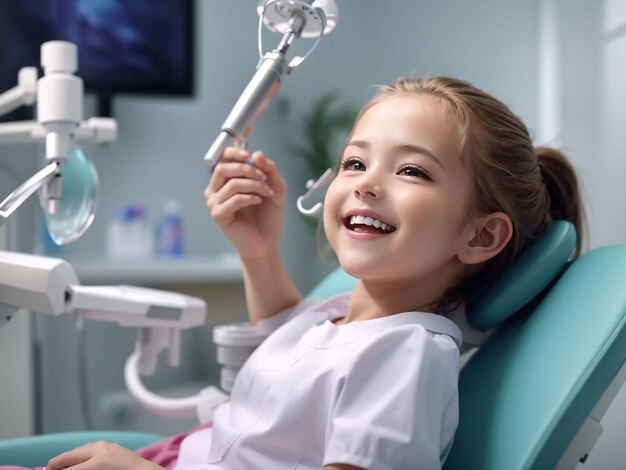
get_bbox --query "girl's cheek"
[322,186,341,233]
[323,181,339,212]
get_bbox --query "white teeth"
[349,215,393,231]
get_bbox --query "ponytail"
[536,147,585,256]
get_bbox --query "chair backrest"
[306,222,626,469]
[444,245,626,469]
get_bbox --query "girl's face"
[323,95,475,286]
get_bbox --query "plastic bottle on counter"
[155,199,183,257]
[106,203,153,259]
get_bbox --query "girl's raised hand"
[205,146,287,261]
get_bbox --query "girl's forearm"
[241,248,302,325]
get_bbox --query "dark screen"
[0,0,194,98]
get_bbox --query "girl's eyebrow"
[346,140,446,170]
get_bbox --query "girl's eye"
[398,165,432,181]
[340,157,365,172]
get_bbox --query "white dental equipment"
[0,40,231,421]
[296,167,334,216]
[213,322,272,393]
[0,41,116,243]
[0,250,231,421]
[203,0,338,176]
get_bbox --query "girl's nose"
[354,178,383,199]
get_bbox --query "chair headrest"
[467,220,576,332]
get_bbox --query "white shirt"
[176,293,463,470]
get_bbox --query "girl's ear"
[458,212,513,265]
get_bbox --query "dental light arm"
[68,284,205,374]
[0,118,117,146]
[203,0,338,176]
[0,250,226,420]
[0,67,37,116]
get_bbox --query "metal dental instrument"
[0,162,59,223]
[203,0,338,177]
[296,167,334,216]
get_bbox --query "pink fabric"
[135,422,212,469]
[0,422,211,470]
[0,467,45,470]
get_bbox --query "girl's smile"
[343,208,397,239]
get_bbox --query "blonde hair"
[357,77,584,308]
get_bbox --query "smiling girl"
[35,77,582,470]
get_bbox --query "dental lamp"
[0,41,117,244]
[203,0,338,175]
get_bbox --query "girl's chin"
[338,256,401,281]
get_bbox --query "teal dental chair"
[1,221,625,469]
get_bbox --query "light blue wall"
[59,0,541,294]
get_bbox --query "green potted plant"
[292,92,358,225]
[293,92,358,179]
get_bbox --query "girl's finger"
[248,152,287,195]
[210,194,263,224]
[208,161,266,194]
[47,448,92,470]
[220,146,250,163]
[210,177,274,206]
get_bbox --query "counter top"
[66,253,243,285]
